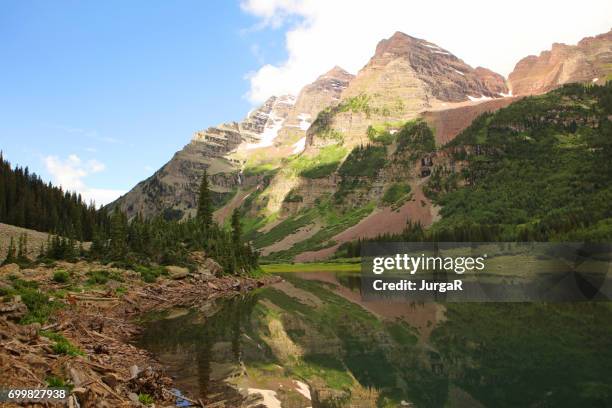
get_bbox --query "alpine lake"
[136,264,612,408]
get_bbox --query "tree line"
[1,162,258,275]
[0,153,108,240]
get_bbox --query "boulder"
[187,251,223,278]
[0,263,20,276]
[165,266,189,280]
[20,268,38,278]
[202,258,223,277]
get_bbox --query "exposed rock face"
[245,65,354,153]
[343,32,509,107]
[423,97,518,144]
[111,96,296,219]
[292,66,354,120]
[474,67,509,95]
[304,31,509,150]
[112,66,354,220]
[508,29,612,95]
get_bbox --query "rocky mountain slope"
[112,29,612,261]
[508,29,612,95]
[344,31,508,106]
[302,32,509,151]
[111,67,353,221]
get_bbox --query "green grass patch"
[4,278,62,324]
[133,265,168,283]
[261,262,360,273]
[290,145,347,179]
[86,269,124,285]
[382,183,412,206]
[263,201,375,262]
[243,163,278,177]
[40,331,84,356]
[253,208,319,249]
[138,393,154,405]
[293,354,354,390]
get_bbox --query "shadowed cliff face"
[509,29,612,95]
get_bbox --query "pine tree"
[197,169,213,228]
[109,206,128,261]
[231,208,241,247]
[16,233,29,263]
[3,237,16,265]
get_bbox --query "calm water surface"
[137,271,612,407]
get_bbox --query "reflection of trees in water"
[430,303,612,408]
[335,272,362,292]
[137,292,260,395]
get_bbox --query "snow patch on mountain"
[468,95,493,102]
[292,137,306,154]
[297,113,312,131]
[244,111,285,150]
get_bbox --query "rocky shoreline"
[0,258,277,407]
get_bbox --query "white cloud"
[241,0,612,103]
[44,154,125,206]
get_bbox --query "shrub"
[86,270,123,285]
[40,331,84,356]
[138,394,154,405]
[338,144,387,177]
[134,265,167,283]
[382,183,412,206]
[52,270,70,283]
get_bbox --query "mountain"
[426,82,612,241]
[110,95,291,220]
[344,31,508,105]
[112,29,612,261]
[111,67,353,220]
[508,29,612,95]
[303,32,509,149]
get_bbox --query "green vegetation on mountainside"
[245,119,438,259]
[426,83,612,241]
[335,83,611,257]
[290,144,347,179]
[382,183,412,207]
[251,197,376,261]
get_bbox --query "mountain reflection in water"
[137,271,612,408]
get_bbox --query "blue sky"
[0,1,288,204]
